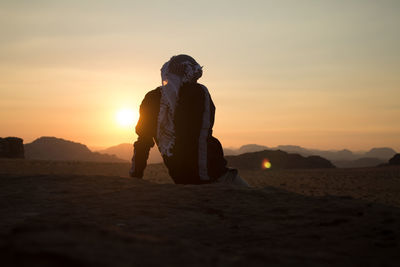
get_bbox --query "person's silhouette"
[130,54,248,186]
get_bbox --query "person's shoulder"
[142,87,161,102]
[144,87,161,99]
[140,87,161,108]
[197,83,209,93]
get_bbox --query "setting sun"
[116,108,138,127]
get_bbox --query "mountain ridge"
[23,137,398,168]
[223,144,396,167]
[25,137,126,162]
[225,149,335,170]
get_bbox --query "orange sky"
[1,1,399,151]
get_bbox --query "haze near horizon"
[1,0,399,151]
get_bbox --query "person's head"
[161,54,203,84]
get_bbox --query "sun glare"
[116,108,138,127]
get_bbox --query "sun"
[116,108,138,127]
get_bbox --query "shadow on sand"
[0,174,399,266]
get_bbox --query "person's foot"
[215,169,250,187]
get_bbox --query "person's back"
[130,55,248,186]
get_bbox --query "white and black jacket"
[131,82,228,184]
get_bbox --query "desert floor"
[1,159,400,266]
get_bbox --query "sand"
[0,159,400,266]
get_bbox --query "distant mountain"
[333,158,386,168]
[25,137,125,162]
[225,150,335,170]
[99,143,163,164]
[364,148,397,160]
[98,142,398,168]
[274,146,357,161]
[237,144,269,154]
[223,148,236,156]
[275,145,311,156]
[225,144,358,160]
[310,149,356,161]
[224,144,269,156]
[99,143,132,161]
[225,144,397,167]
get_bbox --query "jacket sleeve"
[130,91,158,178]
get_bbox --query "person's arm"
[130,90,159,178]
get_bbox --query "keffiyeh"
[156,55,203,157]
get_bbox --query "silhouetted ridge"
[225,149,335,170]
[276,145,310,155]
[25,137,125,162]
[388,154,400,165]
[237,144,269,154]
[224,144,397,167]
[224,144,269,155]
[364,148,397,160]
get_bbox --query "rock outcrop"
[388,154,400,165]
[0,137,24,158]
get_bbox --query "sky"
[1,0,399,151]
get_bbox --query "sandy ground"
[2,159,399,207]
[1,159,400,266]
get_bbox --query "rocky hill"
[25,137,125,162]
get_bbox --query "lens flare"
[262,159,272,169]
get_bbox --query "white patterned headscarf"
[156,55,203,157]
